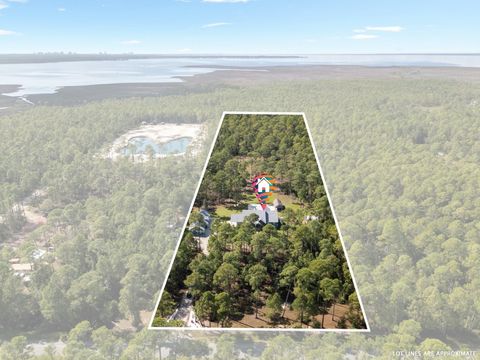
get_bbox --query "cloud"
[350,25,403,40]
[177,48,192,53]
[202,0,249,3]
[0,0,28,11]
[0,28,19,35]
[202,22,231,28]
[365,26,404,32]
[350,34,378,40]
[121,40,141,45]
[58,7,66,11]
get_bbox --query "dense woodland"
[197,114,326,205]
[156,114,364,328]
[0,76,479,357]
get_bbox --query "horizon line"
[0,52,479,56]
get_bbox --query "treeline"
[0,318,452,359]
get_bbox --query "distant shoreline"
[2,64,480,107]
[1,53,480,65]
[0,54,303,65]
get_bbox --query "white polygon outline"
[149,111,370,332]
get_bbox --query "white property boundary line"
[148,111,371,333]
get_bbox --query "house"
[189,209,211,236]
[190,223,207,236]
[228,206,280,229]
[11,263,33,272]
[11,263,34,282]
[199,209,211,224]
[256,177,272,193]
[32,249,47,260]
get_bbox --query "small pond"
[158,137,192,155]
[121,136,192,156]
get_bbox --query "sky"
[0,0,479,54]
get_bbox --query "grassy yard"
[214,194,251,219]
[275,193,303,211]
[214,205,238,219]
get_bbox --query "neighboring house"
[11,263,34,282]
[32,249,47,260]
[228,206,280,229]
[199,209,211,225]
[189,209,211,236]
[190,224,206,236]
[11,263,33,272]
[256,177,272,193]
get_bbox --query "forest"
[198,114,326,205]
[0,74,478,357]
[155,114,365,329]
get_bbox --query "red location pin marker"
[251,173,278,210]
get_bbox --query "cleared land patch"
[104,123,203,161]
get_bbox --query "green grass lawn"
[214,205,237,219]
[214,193,255,219]
[275,193,303,211]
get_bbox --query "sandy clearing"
[104,123,203,161]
